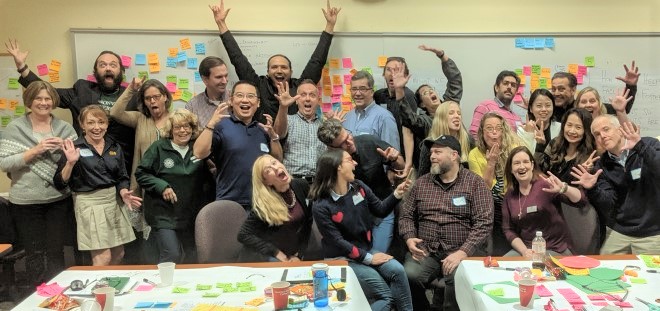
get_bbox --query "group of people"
[1,0,659,310]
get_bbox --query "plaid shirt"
[399,167,494,256]
[282,113,326,176]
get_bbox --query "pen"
[647,269,658,273]
[490,267,516,271]
[143,278,158,286]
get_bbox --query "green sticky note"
[238,286,256,292]
[172,286,190,293]
[181,90,193,102]
[14,106,26,116]
[138,71,149,79]
[223,286,237,293]
[630,277,647,284]
[8,78,20,89]
[514,68,523,75]
[216,282,232,289]
[166,75,178,83]
[178,78,189,89]
[196,284,212,290]
[540,78,547,89]
[487,288,504,296]
[531,65,541,75]
[585,56,596,67]
[361,67,373,75]
[1,116,11,127]
[202,292,221,298]
[235,281,252,287]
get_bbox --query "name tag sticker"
[260,143,269,153]
[631,168,641,180]
[452,196,467,206]
[352,194,364,205]
[79,149,93,157]
[527,205,538,213]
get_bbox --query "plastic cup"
[157,262,176,286]
[518,278,536,308]
[271,281,290,310]
[80,300,102,311]
[92,287,114,311]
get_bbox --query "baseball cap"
[423,135,462,156]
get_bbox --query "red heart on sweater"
[349,246,359,259]
[331,211,344,223]
[366,230,372,242]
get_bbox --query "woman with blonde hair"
[468,111,521,255]
[237,154,313,262]
[418,101,473,176]
[575,87,607,118]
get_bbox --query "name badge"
[527,205,538,213]
[452,196,467,206]
[260,143,269,153]
[79,149,93,157]
[631,168,641,180]
[352,193,364,205]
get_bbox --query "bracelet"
[205,125,214,131]
[271,134,280,142]
[17,64,28,74]
[437,51,445,59]
[559,182,568,194]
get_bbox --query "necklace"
[517,187,530,220]
[282,189,296,209]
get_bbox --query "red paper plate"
[558,256,600,269]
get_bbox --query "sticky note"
[545,37,555,48]
[377,56,387,67]
[524,38,534,49]
[322,75,330,85]
[196,284,212,290]
[166,57,177,68]
[152,302,173,308]
[578,65,587,76]
[202,292,221,298]
[630,277,647,284]
[15,105,26,116]
[135,302,154,308]
[350,68,358,75]
[135,54,147,65]
[37,64,49,76]
[48,72,60,83]
[568,64,579,75]
[0,98,6,109]
[181,90,193,102]
[120,81,128,88]
[178,78,189,89]
[584,56,595,67]
[329,58,340,69]
[49,60,61,72]
[531,80,540,90]
[518,74,526,85]
[180,38,192,50]
[332,85,343,95]
[523,66,531,76]
[138,71,149,79]
[321,103,332,112]
[331,94,341,103]
[342,57,352,68]
[540,78,547,89]
[332,75,342,85]
[10,100,19,110]
[541,67,551,78]
[1,116,11,127]
[135,285,154,292]
[343,74,352,85]
[149,63,161,73]
[531,65,541,75]
[534,38,545,48]
[513,94,523,102]
[341,94,352,102]
[194,72,202,82]
[121,55,132,68]
[195,43,206,55]
[515,38,524,48]
[166,82,177,93]
[322,85,332,96]
[7,78,20,89]
[341,102,352,112]
[514,68,523,75]
[361,67,373,75]
[187,58,198,69]
[147,53,159,65]
[173,90,182,100]
[592,301,609,306]
[176,51,187,62]
[577,75,584,85]
[487,288,504,296]
[168,48,178,57]
[166,75,177,83]
[322,67,330,76]
[588,294,605,300]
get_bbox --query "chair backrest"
[195,200,247,263]
[0,196,16,244]
[562,202,601,255]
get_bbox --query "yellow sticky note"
[568,64,579,75]
[180,38,192,50]
[149,63,161,73]
[329,58,340,69]
[173,89,182,100]
[0,98,7,109]
[168,48,178,57]
[147,53,159,65]
[377,56,388,67]
[332,75,342,85]
[323,85,332,96]
[541,67,551,79]
[48,72,60,83]
[518,74,526,85]
[341,94,352,102]
[531,80,540,90]
[50,60,62,73]
[9,100,19,110]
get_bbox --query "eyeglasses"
[349,87,372,94]
[144,94,163,102]
[173,124,192,130]
[233,93,258,101]
[501,80,518,88]
[333,130,353,149]
[97,62,119,69]
[484,126,504,133]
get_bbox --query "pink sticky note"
[121,82,129,88]
[37,64,49,76]
[166,82,177,93]
[87,74,97,82]
[605,294,621,301]
[577,65,587,76]
[135,284,154,291]
[613,301,633,308]
[331,94,341,103]
[321,103,332,112]
[36,282,64,297]
[332,85,343,95]
[534,284,553,297]
[587,294,605,300]
[571,304,584,311]
[566,298,585,304]
[523,66,532,76]
[342,57,352,68]
[344,74,352,85]
[593,302,610,306]
[513,94,523,102]
[121,55,132,68]
[576,75,584,84]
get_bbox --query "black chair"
[0,197,27,302]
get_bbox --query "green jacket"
[135,139,207,229]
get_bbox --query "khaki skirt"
[73,187,136,251]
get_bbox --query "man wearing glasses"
[468,70,522,139]
[194,81,282,211]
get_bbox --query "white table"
[13,263,370,310]
[455,256,659,311]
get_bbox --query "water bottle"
[312,263,329,307]
[531,231,546,270]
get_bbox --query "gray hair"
[592,114,620,132]
[351,70,374,88]
[317,119,344,146]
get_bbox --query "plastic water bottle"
[312,263,329,307]
[531,231,546,270]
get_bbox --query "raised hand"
[129,76,146,92]
[486,143,501,165]
[209,0,231,31]
[162,187,178,204]
[5,39,29,69]
[325,108,347,122]
[534,120,546,145]
[570,164,602,190]
[418,45,445,58]
[371,252,393,266]
[391,64,410,89]
[376,147,400,163]
[274,81,299,107]
[394,179,412,198]
[541,171,564,193]
[580,150,600,171]
[62,139,80,164]
[619,122,641,152]
[258,114,278,140]
[406,238,427,261]
[207,102,230,129]
[322,0,341,31]
[121,189,143,210]
[615,61,640,85]
[609,88,633,113]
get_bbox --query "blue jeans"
[349,258,412,311]
[371,211,394,253]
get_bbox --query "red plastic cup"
[518,278,536,308]
[92,286,115,311]
[271,281,290,310]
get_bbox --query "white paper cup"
[92,287,114,311]
[80,299,102,311]
[157,262,176,286]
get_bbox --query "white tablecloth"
[455,257,659,311]
[13,265,370,310]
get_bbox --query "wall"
[1,0,658,192]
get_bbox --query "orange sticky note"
[377,56,388,67]
[0,98,7,109]
[329,58,340,69]
[323,85,332,96]
[568,64,579,75]
[341,102,353,112]
[9,100,19,110]
[149,63,161,73]
[180,38,192,50]
[349,68,358,75]
[48,72,60,83]
[147,53,159,65]
[322,67,330,76]
[322,75,331,86]
[518,74,526,85]
[541,67,551,79]
[332,75,342,85]
[173,89,183,100]
[168,48,178,57]
[341,94,352,102]
[50,60,62,73]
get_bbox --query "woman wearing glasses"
[468,112,521,256]
[135,109,206,263]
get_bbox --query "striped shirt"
[469,98,522,139]
[282,113,326,176]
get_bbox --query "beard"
[430,162,450,176]
[94,70,122,93]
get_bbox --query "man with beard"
[186,56,230,128]
[273,79,326,184]
[469,71,521,139]
[210,0,340,122]
[399,135,493,311]
[6,40,138,170]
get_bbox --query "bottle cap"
[536,231,542,236]
[312,263,329,271]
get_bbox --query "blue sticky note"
[177,51,187,62]
[153,302,173,308]
[135,302,154,308]
[135,54,146,65]
[515,38,524,48]
[523,38,534,49]
[166,57,177,68]
[187,58,198,69]
[534,38,545,48]
[195,43,206,55]
[545,37,555,48]
[194,72,202,82]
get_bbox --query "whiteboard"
[0,55,25,133]
[71,29,660,137]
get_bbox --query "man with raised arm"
[210,0,340,122]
